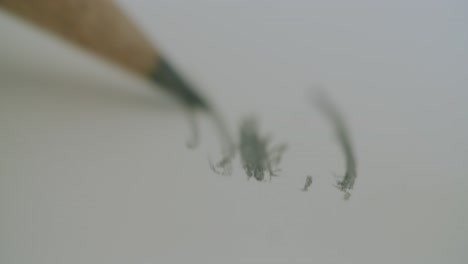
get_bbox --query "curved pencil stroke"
[314,92,357,199]
[185,109,200,149]
[209,154,234,176]
[206,108,236,176]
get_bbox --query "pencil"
[0,0,210,111]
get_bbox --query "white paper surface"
[1,1,467,263]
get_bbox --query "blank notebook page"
[1,1,467,263]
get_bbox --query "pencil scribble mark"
[182,101,235,175]
[185,110,200,149]
[343,191,351,200]
[239,116,287,181]
[209,153,234,176]
[314,93,357,200]
[207,110,236,176]
[302,175,313,191]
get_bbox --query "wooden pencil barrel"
[0,0,157,75]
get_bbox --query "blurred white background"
[1,0,467,263]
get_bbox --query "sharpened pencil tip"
[150,57,210,111]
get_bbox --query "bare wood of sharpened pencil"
[0,0,157,75]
